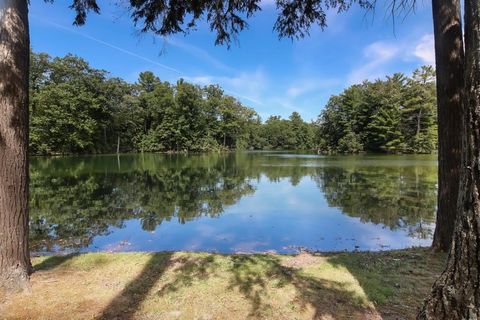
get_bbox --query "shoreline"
[29,245,433,257]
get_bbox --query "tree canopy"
[317,66,437,154]
[29,51,437,155]
[54,0,375,45]
[29,51,318,154]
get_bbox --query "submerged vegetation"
[30,51,437,155]
[0,249,446,320]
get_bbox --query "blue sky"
[29,1,434,121]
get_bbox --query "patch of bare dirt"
[281,252,325,269]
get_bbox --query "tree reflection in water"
[29,153,437,253]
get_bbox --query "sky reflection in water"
[29,152,437,254]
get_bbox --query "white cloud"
[413,34,435,65]
[347,34,436,85]
[185,69,268,105]
[186,76,214,86]
[364,42,399,60]
[347,41,399,84]
[286,78,341,98]
[287,87,305,97]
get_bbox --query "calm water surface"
[29,152,437,254]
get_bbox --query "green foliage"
[401,66,437,153]
[261,114,316,150]
[29,53,112,154]
[314,162,437,238]
[316,67,437,154]
[29,52,264,154]
[64,0,375,47]
[29,52,436,155]
[337,130,363,153]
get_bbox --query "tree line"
[317,66,437,154]
[30,52,316,155]
[30,51,437,156]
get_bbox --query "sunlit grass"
[0,248,446,320]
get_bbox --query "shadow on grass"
[97,253,173,320]
[34,253,80,271]
[31,249,446,319]
[32,250,446,319]
[227,254,373,319]
[328,248,447,318]
[156,254,220,296]
[156,253,377,319]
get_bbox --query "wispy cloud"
[30,14,266,106]
[185,69,268,105]
[185,74,265,105]
[286,78,341,98]
[348,41,399,84]
[166,37,237,73]
[413,34,435,65]
[347,34,435,84]
[30,14,182,74]
[270,98,307,115]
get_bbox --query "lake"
[29,152,437,254]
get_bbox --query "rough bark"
[418,0,480,317]
[0,0,32,292]
[431,0,465,252]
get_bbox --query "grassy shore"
[0,248,445,320]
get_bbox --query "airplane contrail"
[30,14,182,74]
[30,14,263,106]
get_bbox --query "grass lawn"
[0,248,446,320]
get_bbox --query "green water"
[29,152,437,254]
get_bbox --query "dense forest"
[30,51,436,155]
[317,67,437,154]
[30,52,316,154]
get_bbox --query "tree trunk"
[431,0,465,252]
[0,0,32,292]
[117,135,120,154]
[418,0,480,317]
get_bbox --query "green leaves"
[261,114,315,150]
[30,53,120,154]
[57,0,376,47]
[317,67,437,154]
[29,51,263,155]
[30,50,436,156]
